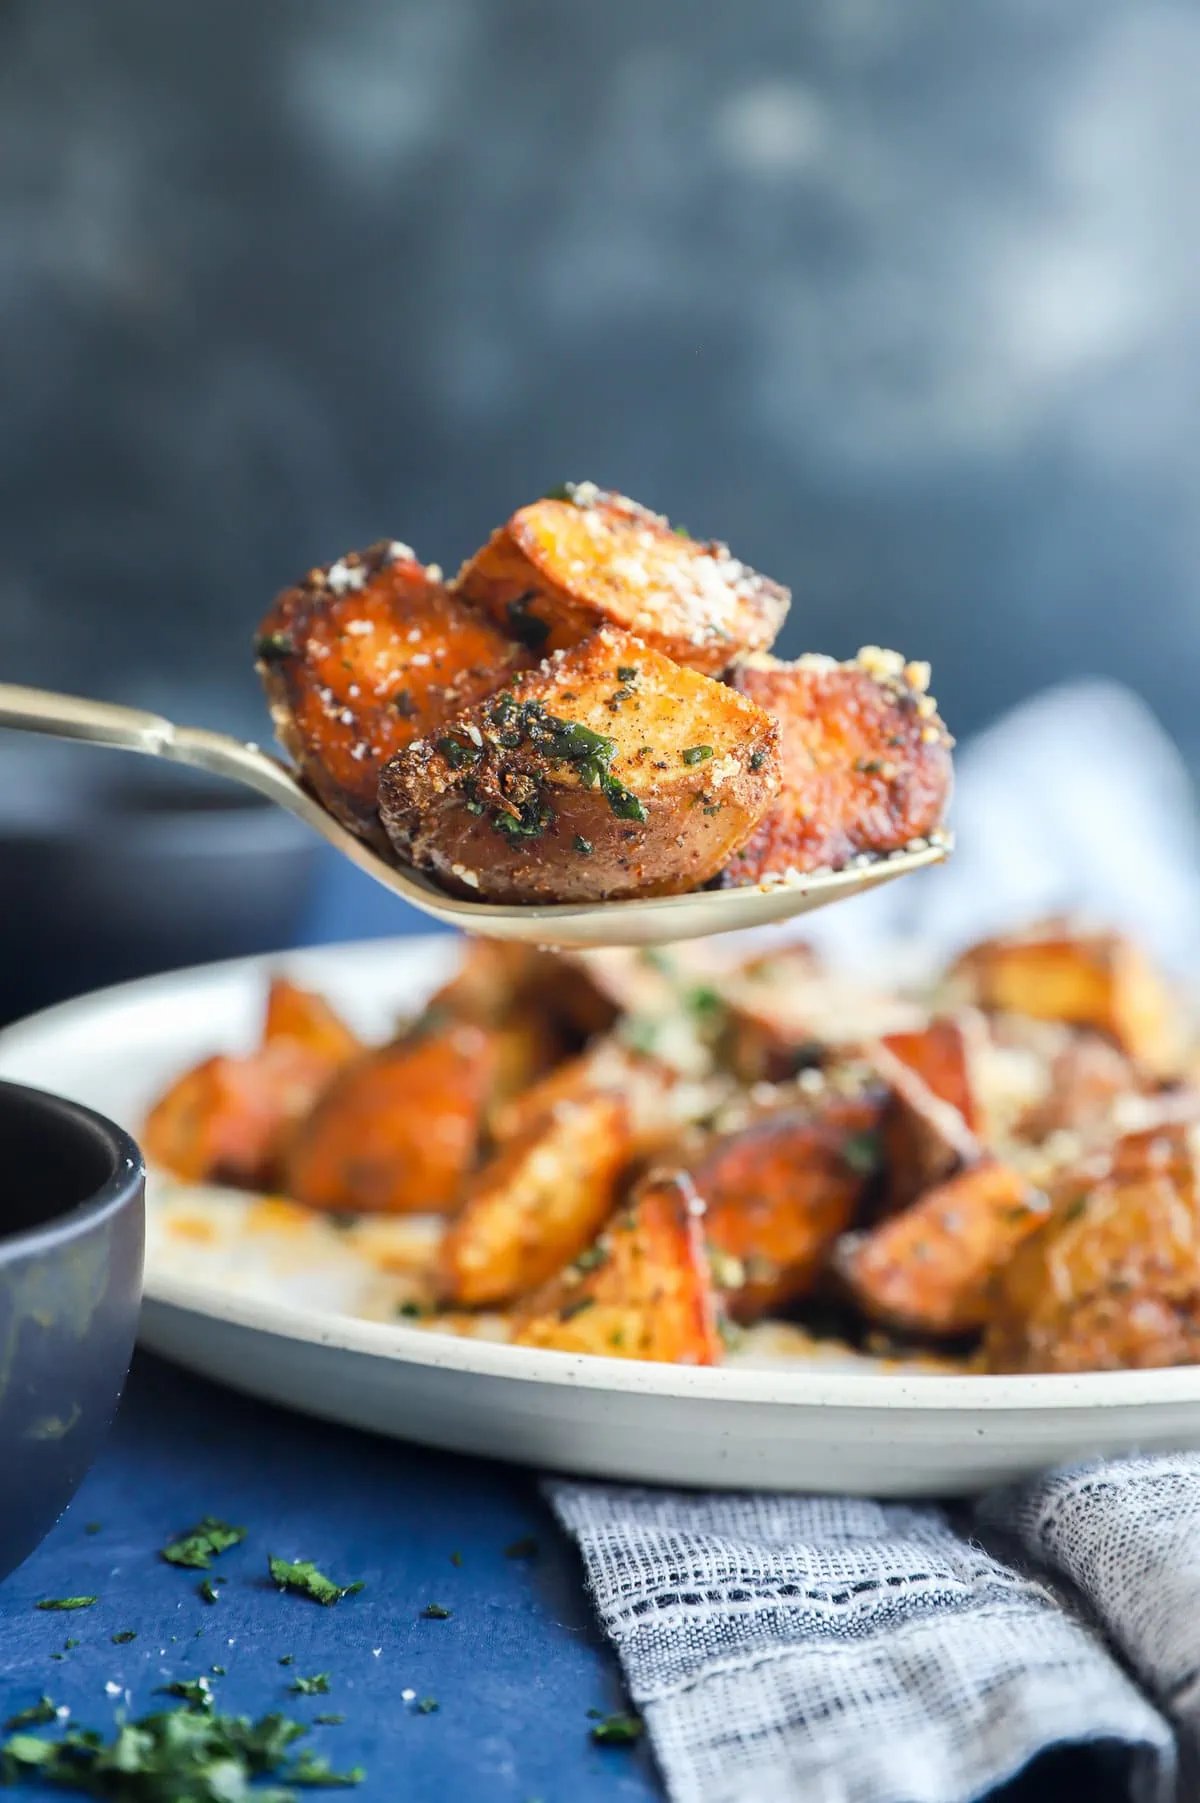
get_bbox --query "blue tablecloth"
[0,1353,660,1800]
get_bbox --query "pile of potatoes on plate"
[144,920,1200,1375]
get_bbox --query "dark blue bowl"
[0,1080,144,1580]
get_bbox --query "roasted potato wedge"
[985,1125,1200,1372]
[378,628,781,903]
[1016,1032,1138,1147]
[143,1041,336,1189]
[256,540,529,842]
[440,1092,632,1307]
[836,1160,1045,1338]
[511,1170,723,1364]
[284,1020,499,1215]
[455,484,789,675]
[870,1019,982,1212]
[720,650,953,884]
[693,1094,884,1323]
[263,976,363,1068]
[722,955,925,1084]
[948,924,1180,1074]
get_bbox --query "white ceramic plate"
[5,936,1200,1497]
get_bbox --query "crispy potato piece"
[836,1160,1045,1338]
[284,1020,498,1215]
[722,956,925,1084]
[263,976,363,1068]
[379,629,781,904]
[720,650,953,884]
[694,1094,884,1323]
[985,1124,1200,1372]
[870,1020,982,1212]
[948,924,1180,1074]
[455,484,789,675]
[440,1092,632,1306]
[1017,1032,1138,1146]
[256,540,529,842]
[143,1041,335,1189]
[511,1170,722,1364]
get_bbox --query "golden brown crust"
[720,652,953,883]
[870,1019,981,1214]
[836,1160,1044,1338]
[693,1095,884,1323]
[378,628,781,903]
[948,924,1181,1074]
[511,1169,723,1364]
[985,1125,1200,1371]
[142,1042,338,1190]
[263,976,363,1069]
[256,541,530,842]
[455,485,789,675]
[440,1090,632,1307]
[283,1020,499,1215]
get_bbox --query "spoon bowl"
[0,683,950,949]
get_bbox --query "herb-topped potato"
[720,650,954,884]
[455,482,790,675]
[256,539,530,843]
[378,629,782,903]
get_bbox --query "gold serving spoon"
[0,683,950,949]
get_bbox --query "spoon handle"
[0,683,175,755]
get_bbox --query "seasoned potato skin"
[263,976,362,1068]
[694,1096,884,1322]
[440,1092,632,1306]
[256,540,529,842]
[284,1020,499,1215]
[837,1160,1044,1338]
[378,629,781,903]
[871,1020,980,1213]
[511,1170,723,1364]
[455,485,789,675]
[986,1125,1200,1372]
[720,653,953,883]
[142,1042,336,1190]
[949,926,1179,1073]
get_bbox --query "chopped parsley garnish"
[110,1631,137,1645]
[685,983,724,1021]
[161,1516,246,1571]
[841,1131,881,1176]
[504,1537,539,1560]
[616,666,638,682]
[450,1551,463,1568]
[315,1714,345,1726]
[749,748,767,772]
[421,1603,452,1620]
[573,1242,609,1274]
[279,1655,295,1666]
[36,1597,96,1612]
[5,1697,57,1731]
[63,1642,79,1653]
[392,688,416,719]
[290,1675,331,1696]
[558,1296,596,1324]
[1,1703,365,1793]
[682,745,714,766]
[543,484,574,501]
[483,697,647,825]
[156,1678,214,1710]
[198,1577,224,1604]
[855,757,884,775]
[573,835,594,856]
[1062,1195,1089,1224]
[211,1666,226,1676]
[590,1711,644,1745]
[492,794,555,844]
[436,733,478,770]
[417,1698,439,1715]
[255,629,297,661]
[268,1557,364,1607]
[717,1317,745,1354]
[396,1300,428,1320]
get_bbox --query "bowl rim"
[0,1077,144,1257]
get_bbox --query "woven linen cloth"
[546,1476,1180,1803]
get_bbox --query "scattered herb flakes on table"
[267,1557,364,1606]
[35,1598,96,1612]
[504,1537,539,1560]
[288,1675,331,1696]
[160,1516,246,1570]
[420,1603,452,1620]
[0,1701,364,1794]
[4,1698,58,1731]
[590,1711,644,1746]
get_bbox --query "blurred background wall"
[2,0,1198,1007]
